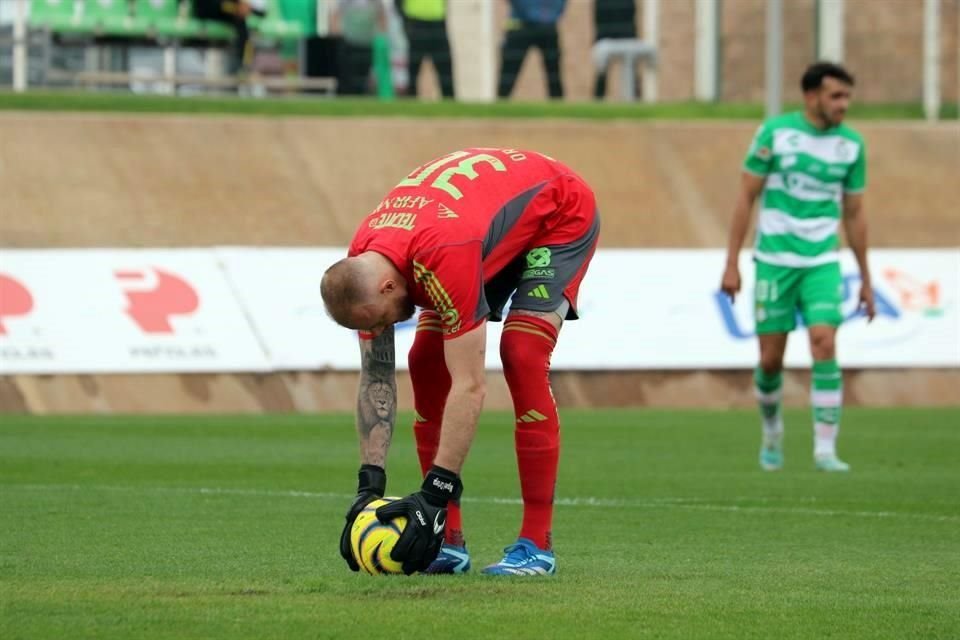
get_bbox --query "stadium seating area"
[29,0,306,44]
[21,0,323,91]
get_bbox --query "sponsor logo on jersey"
[827,166,847,177]
[441,308,460,329]
[373,195,434,212]
[369,212,417,231]
[527,284,550,299]
[835,139,851,160]
[522,267,555,280]
[437,203,459,219]
[526,247,552,268]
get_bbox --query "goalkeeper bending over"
[321,147,600,576]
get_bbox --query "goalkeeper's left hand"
[339,464,386,572]
[375,466,462,575]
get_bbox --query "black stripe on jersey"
[481,182,548,259]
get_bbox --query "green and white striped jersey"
[743,111,867,268]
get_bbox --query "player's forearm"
[724,198,753,265]
[356,329,397,467]
[433,381,486,474]
[843,209,871,283]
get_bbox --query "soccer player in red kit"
[321,148,600,576]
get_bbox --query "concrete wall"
[2,114,957,248]
[0,113,957,412]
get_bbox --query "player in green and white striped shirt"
[721,62,876,472]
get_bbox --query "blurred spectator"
[330,0,387,95]
[192,0,265,74]
[497,0,567,99]
[396,0,454,98]
[593,0,637,99]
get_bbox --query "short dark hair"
[801,62,855,92]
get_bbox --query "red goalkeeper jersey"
[348,148,598,338]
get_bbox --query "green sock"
[754,367,783,445]
[811,359,843,457]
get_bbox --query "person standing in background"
[331,0,387,95]
[396,0,454,98]
[720,62,874,473]
[592,0,637,99]
[497,0,567,99]
[192,0,262,74]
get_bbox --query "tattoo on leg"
[357,327,397,467]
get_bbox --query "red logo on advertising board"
[0,274,34,335]
[115,268,199,334]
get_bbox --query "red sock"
[408,311,463,546]
[501,315,560,551]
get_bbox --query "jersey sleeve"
[412,242,488,339]
[743,122,775,177]
[844,138,867,193]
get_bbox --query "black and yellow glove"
[338,464,386,572]
[375,466,462,575]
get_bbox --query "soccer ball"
[350,497,407,575]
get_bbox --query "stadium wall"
[442,0,960,104]
[3,369,959,414]
[0,113,957,413]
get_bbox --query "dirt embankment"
[1,114,957,413]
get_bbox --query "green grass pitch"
[2,408,958,639]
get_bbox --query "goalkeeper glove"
[375,465,462,575]
[339,464,386,572]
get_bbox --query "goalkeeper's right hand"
[339,464,386,572]
[375,465,462,575]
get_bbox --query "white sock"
[812,389,842,458]
[757,388,784,448]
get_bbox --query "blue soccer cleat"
[759,444,784,471]
[815,454,851,472]
[481,538,556,576]
[423,543,471,574]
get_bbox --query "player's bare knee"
[758,345,785,374]
[810,335,836,360]
[758,358,783,376]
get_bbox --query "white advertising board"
[0,249,270,373]
[221,247,959,371]
[216,247,359,370]
[554,248,960,369]
[1,248,955,373]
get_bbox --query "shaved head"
[321,253,415,333]
[321,257,377,327]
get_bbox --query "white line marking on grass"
[6,483,958,523]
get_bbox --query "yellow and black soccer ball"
[350,497,407,575]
